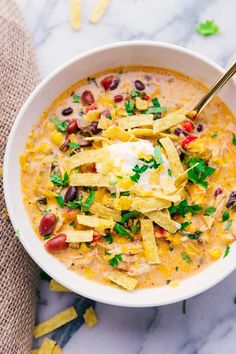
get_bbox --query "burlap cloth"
[0,1,40,353]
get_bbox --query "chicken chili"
[21,66,236,291]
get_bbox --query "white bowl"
[4,41,236,307]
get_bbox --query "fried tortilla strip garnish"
[132,128,156,137]
[145,210,180,233]
[70,0,82,30]
[153,109,186,133]
[134,188,182,203]
[77,214,114,229]
[131,197,171,213]
[66,229,94,242]
[38,337,57,354]
[98,115,113,129]
[83,306,98,328]
[102,126,136,142]
[49,279,71,293]
[67,149,104,170]
[159,136,184,177]
[34,307,78,338]
[118,114,153,129]
[141,219,160,264]
[90,201,121,222]
[105,270,138,291]
[70,173,111,187]
[174,162,199,187]
[160,176,177,195]
[89,0,110,24]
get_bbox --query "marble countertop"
[16,0,236,353]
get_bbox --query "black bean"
[64,187,78,203]
[197,123,203,132]
[62,107,73,116]
[110,78,120,90]
[135,80,145,91]
[226,191,236,208]
[90,121,102,135]
[174,127,186,136]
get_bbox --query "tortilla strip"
[77,214,114,229]
[159,137,183,177]
[34,307,77,338]
[144,210,180,233]
[174,162,199,187]
[131,197,171,213]
[98,115,113,129]
[70,173,111,187]
[83,307,97,328]
[90,201,121,222]
[38,337,56,354]
[89,0,110,24]
[66,229,94,242]
[132,128,156,137]
[102,126,136,141]
[70,0,82,30]
[118,114,153,129]
[153,109,186,133]
[49,279,71,293]
[160,176,177,195]
[105,270,138,291]
[133,188,182,203]
[68,149,104,170]
[141,219,160,264]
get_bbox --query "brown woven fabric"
[0,1,40,353]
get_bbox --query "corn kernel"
[209,248,222,260]
[50,132,64,146]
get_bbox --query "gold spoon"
[186,61,236,119]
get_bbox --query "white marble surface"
[16,0,236,353]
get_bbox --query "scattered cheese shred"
[34,307,78,338]
[83,306,98,328]
[70,173,111,187]
[159,137,184,177]
[70,0,82,30]
[153,109,186,133]
[105,270,138,291]
[49,279,71,292]
[145,210,180,233]
[89,0,110,24]
[141,219,160,264]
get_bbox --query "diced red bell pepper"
[92,235,101,242]
[182,135,197,149]
[181,120,194,133]
[84,103,97,114]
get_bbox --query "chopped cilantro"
[73,94,80,103]
[175,266,179,272]
[105,234,113,244]
[186,230,202,240]
[205,206,216,216]
[114,222,131,238]
[196,20,219,37]
[82,189,95,212]
[211,132,218,138]
[144,106,167,114]
[125,100,135,115]
[180,221,191,230]
[130,90,139,97]
[131,224,139,233]
[169,200,202,216]
[49,117,67,132]
[68,142,80,149]
[44,234,52,240]
[225,220,232,231]
[69,221,76,228]
[223,245,231,258]
[152,97,160,107]
[130,164,148,182]
[50,172,69,187]
[108,254,122,267]
[185,157,215,189]
[109,180,118,185]
[111,191,130,198]
[41,209,52,215]
[130,172,140,183]
[56,195,65,208]
[154,146,163,165]
[222,210,230,222]
[67,197,83,210]
[181,252,192,263]
[121,210,140,224]
[232,134,236,146]
[107,114,112,120]
[167,169,172,177]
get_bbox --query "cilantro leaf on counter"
[196,20,219,37]
[169,200,202,216]
[185,157,215,189]
[49,117,67,132]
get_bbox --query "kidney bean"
[39,213,57,236]
[64,186,77,203]
[110,78,120,90]
[67,119,78,134]
[114,94,123,103]
[62,107,73,116]
[45,234,69,252]
[226,191,236,208]
[182,120,194,133]
[101,76,113,90]
[214,187,223,197]
[81,90,94,105]
[135,80,145,91]
[182,135,197,149]
[90,121,102,135]
[197,123,203,132]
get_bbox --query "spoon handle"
[191,61,236,116]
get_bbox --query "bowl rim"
[4,40,236,307]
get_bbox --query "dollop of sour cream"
[96,141,170,192]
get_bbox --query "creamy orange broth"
[21,66,236,291]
